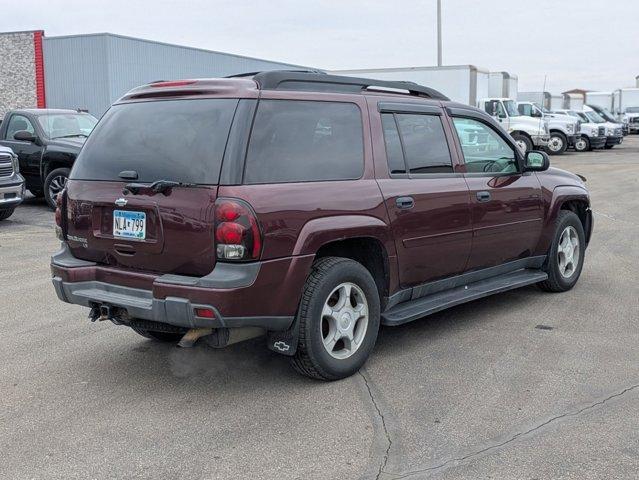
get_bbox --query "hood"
[540,167,587,188]
[47,136,86,151]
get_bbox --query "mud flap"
[267,316,300,356]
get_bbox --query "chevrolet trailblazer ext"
[51,71,592,380]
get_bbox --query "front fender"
[534,184,590,255]
[40,149,76,179]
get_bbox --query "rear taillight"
[214,198,262,261]
[54,191,66,240]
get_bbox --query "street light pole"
[437,0,442,66]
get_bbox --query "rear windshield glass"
[71,98,238,184]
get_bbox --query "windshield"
[503,100,520,117]
[584,111,605,123]
[38,113,98,139]
[70,98,238,184]
[596,109,616,122]
[625,107,639,113]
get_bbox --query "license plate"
[113,210,146,240]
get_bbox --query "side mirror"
[14,130,36,142]
[524,150,550,172]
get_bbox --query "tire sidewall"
[302,261,380,379]
[547,211,586,290]
[44,167,71,209]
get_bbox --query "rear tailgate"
[66,181,217,276]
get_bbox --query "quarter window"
[244,100,364,184]
[5,115,35,140]
[452,117,519,174]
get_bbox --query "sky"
[2,0,638,94]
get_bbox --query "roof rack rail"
[225,69,325,79]
[250,70,449,100]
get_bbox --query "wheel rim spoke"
[557,226,580,279]
[320,281,369,360]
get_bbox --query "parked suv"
[0,145,24,221]
[51,72,593,380]
[0,109,97,208]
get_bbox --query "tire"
[0,208,15,221]
[130,325,183,342]
[28,189,44,198]
[292,257,381,381]
[538,210,585,293]
[574,135,590,152]
[545,132,568,155]
[511,133,533,153]
[44,167,70,209]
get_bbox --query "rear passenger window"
[244,100,364,184]
[394,114,453,174]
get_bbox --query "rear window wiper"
[124,180,197,195]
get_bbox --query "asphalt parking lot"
[1,137,638,480]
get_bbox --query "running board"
[381,269,548,326]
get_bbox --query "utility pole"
[437,0,442,66]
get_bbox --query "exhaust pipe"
[178,327,265,348]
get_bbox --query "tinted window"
[244,100,363,184]
[5,115,35,139]
[394,114,453,174]
[381,113,406,174]
[452,117,518,174]
[71,99,237,184]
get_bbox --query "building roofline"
[0,29,44,35]
[43,32,314,70]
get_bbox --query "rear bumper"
[51,243,314,331]
[0,176,25,208]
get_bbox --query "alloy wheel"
[321,282,369,360]
[557,226,580,278]
[48,175,67,203]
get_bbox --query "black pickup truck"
[0,109,97,208]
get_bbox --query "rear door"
[447,109,543,270]
[65,97,242,276]
[370,99,472,288]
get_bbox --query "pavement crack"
[358,369,392,480]
[389,383,639,479]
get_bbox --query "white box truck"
[330,65,490,106]
[612,88,639,132]
[585,92,613,111]
[488,72,518,100]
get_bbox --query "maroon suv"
[51,71,592,380]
